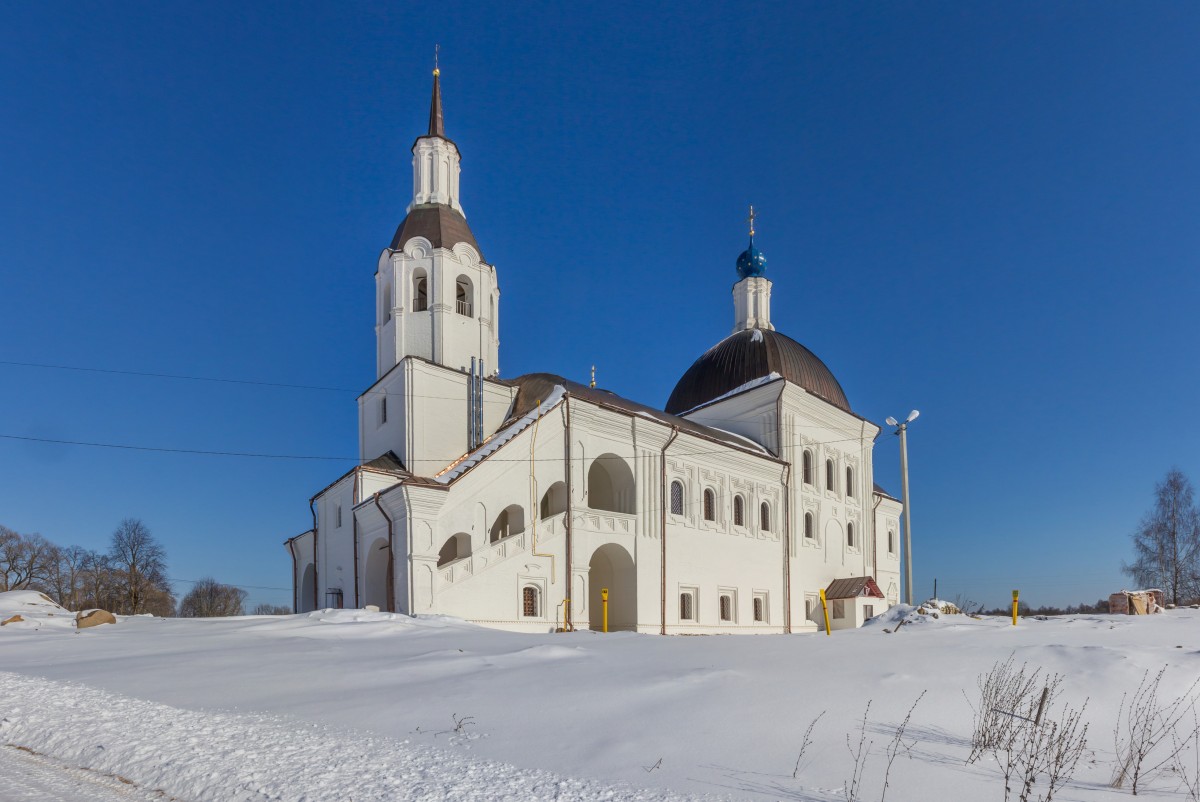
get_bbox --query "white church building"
[284,69,903,634]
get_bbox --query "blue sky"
[2,2,1198,611]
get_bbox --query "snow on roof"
[677,372,783,416]
[434,386,567,484]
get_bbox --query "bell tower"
[375,65,500,379]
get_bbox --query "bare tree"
[0,526,58,592]
[1124,469,1200,606]
[108,518,170,615]
[179,577,247,617]
[251,603,292,615]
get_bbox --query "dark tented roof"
[428,71,444,138]
[502,373,777,458]
[390,203,483,260]
[363,451,407,474]
[665,328,850,415]
[825,576,885,600]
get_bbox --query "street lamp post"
[885,410,920,606]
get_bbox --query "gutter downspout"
[782,462,792,634]
[287,537,298,613]
[352,470,361,609]
[660,426,680,635]
[373,492,396,613]
[563,396,574,630]
[309,498,319,611]
[871,493,883,584]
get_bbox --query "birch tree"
[1125,469,1200,606]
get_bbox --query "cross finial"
[433,44,440,76]
[590,365,596,389]
[747,204,757,238]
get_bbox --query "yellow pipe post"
[819,588,831,636]
[1012,589,1019,626]
[601,588,609,633]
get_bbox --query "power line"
[0,434,355,462]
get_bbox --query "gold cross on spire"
[747,204,757,238]
[434,43,440,76]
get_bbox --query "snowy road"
[0,744,171,802]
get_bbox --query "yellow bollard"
[819,588,831,636]
[601,587,609,633]
[1012,589,1019,626]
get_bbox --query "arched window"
[412,270,428,312]
[846,466,854,498]
[760,502,771,532]
[489,504,525,543]
[669,480,684,515]
[802,450,813,485]
[703,488,716,521]
[680,591,695,621]
[539,481,568,519]
[847,522,856,548]
[888,529,897,555]
[733,495,744,527]
[826,459,835,491]
[382,283,393,321]
[804,512,814,539]
[455,275,473,317]
[437,533,471,567]
[522,586,540,617]
[587,454,635,514]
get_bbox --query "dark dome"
[665,328,851,415]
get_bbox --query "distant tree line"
[0,518,290,617]
[978,598,1113,617]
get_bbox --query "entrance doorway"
[588,543,636,631]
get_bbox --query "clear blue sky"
[2,2,1198,612]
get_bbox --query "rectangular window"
[335,503,342,528]
[805,595,816,621]
[864,604,875,620]
[833,599,845,619]
[379,397,387,425]
[325,588,343,609]
[719,594,732,622]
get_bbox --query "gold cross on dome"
[747,205,757,237]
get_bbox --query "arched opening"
[382,283,393,322]
[669,480,684,515]
[804,512,815,540]
[847,522,856,548]
[437,533,471,567]
[412,270,428,312]
[455,274,473,317]
[588,543,636,631]
[846,466,854,498]
[802,450,813,485]
[703,488,716,521]
[587,453,635,514]
[299,563,315,613]
[760,501,771,532]
[826,459,835,491]
[489,504,525,543]
[364,537,391,611]
[539,481,568,519]
[733,495,745,527]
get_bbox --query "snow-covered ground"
[2,591,1199,801]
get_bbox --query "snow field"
[3,594,1200,800]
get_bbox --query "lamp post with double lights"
[885,410,920,605]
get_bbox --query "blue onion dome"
[736,237,767,279]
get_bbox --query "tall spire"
[427,46,444,138]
